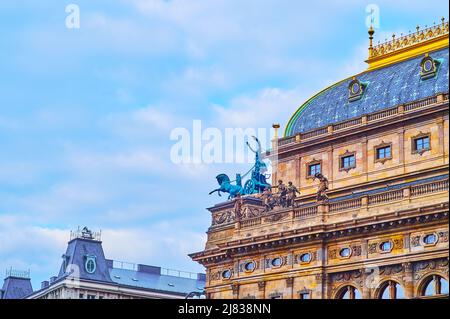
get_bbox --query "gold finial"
[368,25,375,57]
[442,17,446,26]
[416,25,420,32]
[392,33,396,41]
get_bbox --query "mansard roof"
[1,276,33,299]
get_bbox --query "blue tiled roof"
[286,48,449,136]
[109,268,205,295]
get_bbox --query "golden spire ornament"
[368,25,375,58]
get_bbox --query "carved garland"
[413,258,449,281]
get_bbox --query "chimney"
[49,276,57,284]
[197,273,206,281]
[137,264,161,275]
[41,281,49,289]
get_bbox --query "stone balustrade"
[210,178,449,230]
[277,93,447,147]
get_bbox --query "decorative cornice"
[191,204,449,264]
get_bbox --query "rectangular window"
[87,294,96,299]
[376,145,391,159]
[341,154,356,169]
[79,293,84,299]
[308,163,321,177]
[414,136,430,152]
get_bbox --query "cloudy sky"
[0,0,448,289]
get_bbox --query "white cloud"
[101,223,207,272]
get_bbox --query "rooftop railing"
[111,260,200,280]
[370,20,449,59]
[5,268,30,279]
[70,226,102,241]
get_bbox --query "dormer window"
[348,77,367,102]
[420,54,440,80]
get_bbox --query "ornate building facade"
[190,20,449,299]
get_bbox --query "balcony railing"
[366,107,398,121]
[294,205,318,219]
[228,178,448,229]
[329,198,362,213]
[333,117,363,131]
[367,189,404,205]
[278,93,448,147]
[411,179,449,197]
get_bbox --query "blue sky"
[0,0,448,289]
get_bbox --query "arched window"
[378,281,405,299]
[336,286,362,299]
[421,275,449,297]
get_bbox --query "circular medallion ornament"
[85,256,97,274]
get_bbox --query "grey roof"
[58,238,113,283]
[109,268,205,295]
[286,47,449,136]
[1,277,33,299]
